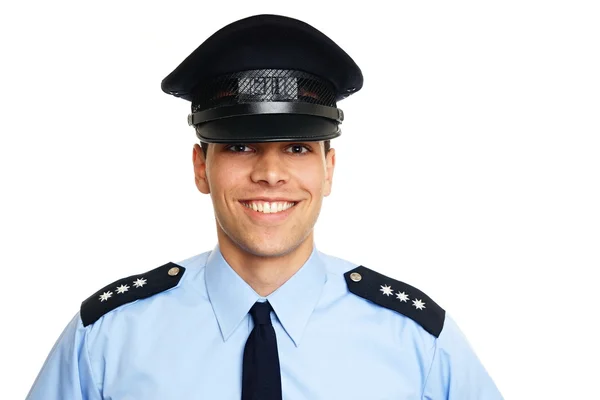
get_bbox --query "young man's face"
[193,141,335,258]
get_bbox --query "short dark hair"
[200,140,331,158]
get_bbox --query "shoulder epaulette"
[80,262,185,327]
[344,265,445,337]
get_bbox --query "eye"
[286,144,311,154]
[226,144,253,153]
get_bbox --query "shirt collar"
[205,244,327,347]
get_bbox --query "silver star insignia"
[116,284,130,294]
[380,284,394,296]
[99,291,113,302]
[412,298,426,310]
[396,291,409,302]
[133,278,147,288]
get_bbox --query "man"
[27,14,503,399]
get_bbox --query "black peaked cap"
[161,14,363,143]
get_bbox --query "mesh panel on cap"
[191,69,337,112]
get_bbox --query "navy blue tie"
[242,301,282,400]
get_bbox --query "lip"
[240,198,299,202]
[239,200,300,223]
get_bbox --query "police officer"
[26,14,503,399]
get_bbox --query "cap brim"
[194,114,341,143]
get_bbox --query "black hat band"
[188,102,344,126]
[191,69,337,108]
[187,69,343,126]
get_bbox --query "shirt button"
[350,272,362,282]
[168,267,180,276]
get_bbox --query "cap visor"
[195,114,341,143]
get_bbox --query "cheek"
[208,165,247,198]
[294,164,327,194]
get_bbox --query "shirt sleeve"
[26,312,102,400]
[421,314,503,400]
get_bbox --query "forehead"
[211,141,324,148]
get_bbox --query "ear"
[323,147,336,197]
[192,144,210,194]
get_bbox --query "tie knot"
[249,301,273,325]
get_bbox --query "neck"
[216,229,315,297]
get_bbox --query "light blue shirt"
[27,245,503,399]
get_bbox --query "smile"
[240,200,297,214]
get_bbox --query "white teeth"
[242,201,296,214]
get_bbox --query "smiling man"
[194,140,334,298]
[27,14,503,400]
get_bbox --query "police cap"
[161,14,363,143]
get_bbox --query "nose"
[249,147,289,186]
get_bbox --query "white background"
[1,0,599,398]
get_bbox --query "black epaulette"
[80,262,185,327]
[344,266,446,337]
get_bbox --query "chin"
[217,215,314,258]
[241,240,298,258]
